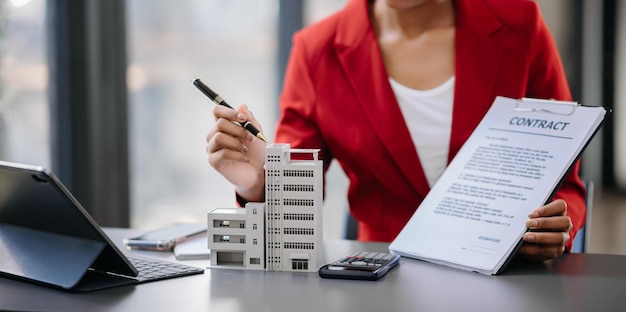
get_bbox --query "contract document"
[389,96,608,275]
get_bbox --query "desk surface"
[2,228,626,312]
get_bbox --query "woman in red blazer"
[206,0,585,261]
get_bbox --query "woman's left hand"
[518,199,573,261]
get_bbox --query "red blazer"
[275,0,585,249]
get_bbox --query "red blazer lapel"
[334,0,430,196]
[451,0,504,159]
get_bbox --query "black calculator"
[318,251,401,281]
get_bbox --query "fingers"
[518,199,572,261]
[519,229,569,261]
[523,230,570,246]
[206,130,249,157]
[213,104,247,124]
[520,229,570,262]
[206,121,253,164]
[208,145,249,169]
[205,104,257,168]
[236,104,265,133]
[525,215,572,233]
[208,118,253,145]
[518,243,566,262]
[528,199,567,218]
[208,105,254,143]
[526,199,572,232]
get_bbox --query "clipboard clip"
[514,97,579,116]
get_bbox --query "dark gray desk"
[1,228,626,312]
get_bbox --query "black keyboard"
[128,256,205,283]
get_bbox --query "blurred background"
[0,0,624,254]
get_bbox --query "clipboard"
[515,97,580,115]
[389,96,609,275]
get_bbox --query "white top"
[389,77,455,187]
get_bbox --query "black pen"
[193,78,269,143]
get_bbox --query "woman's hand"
[518,199,573,261]
[206,104,266,202]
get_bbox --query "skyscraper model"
[265,143,323,272]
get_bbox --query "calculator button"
[352,261,368,266]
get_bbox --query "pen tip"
[257,133,269,143]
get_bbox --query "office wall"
[0,1,48,167]
[126,0,279,229]
[616,1,626,189]
[535,0,571,56]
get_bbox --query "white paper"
[174,233,210,260]
[389,96,607,274]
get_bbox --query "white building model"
[207,202,265,270]
[207,143,324,272]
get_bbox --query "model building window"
[284,228,314,235]
[283,199,314,206]
[292,259,309,271]
[284,242,314,249]
[284,184,314,192]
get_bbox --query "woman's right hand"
[206,104,266,202]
